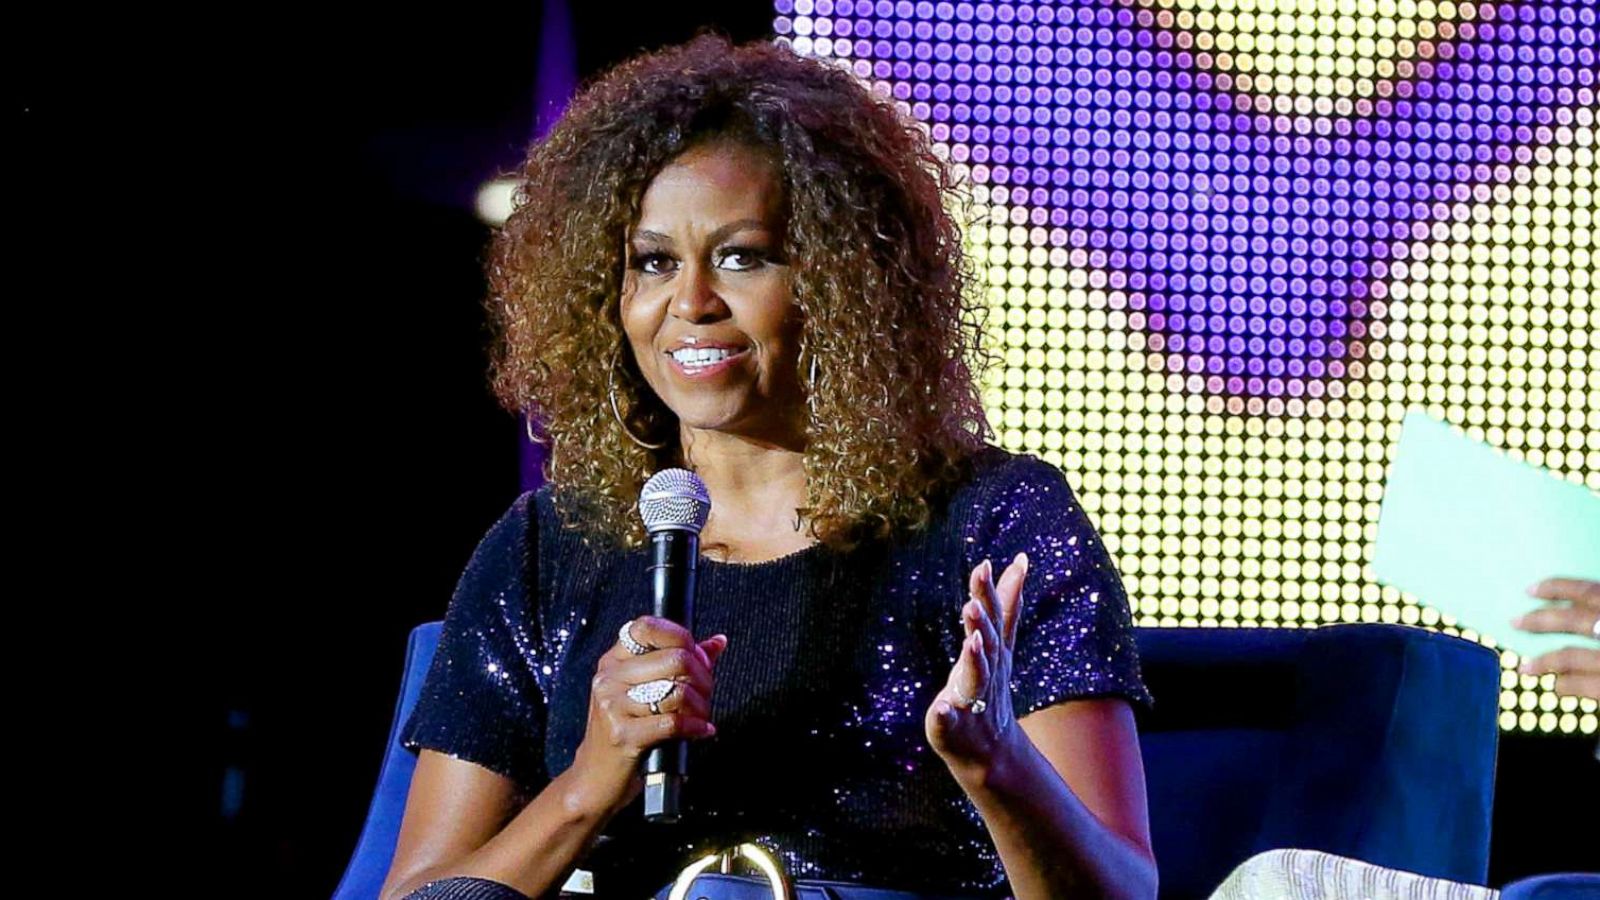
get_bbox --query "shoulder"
[453,490,541,584]
[482,489,541,546]
[953,446,1105,564]
[969,446,1071,488]
[487,483,584,543]
[882,446,1086,561]
[958,446,1080,523]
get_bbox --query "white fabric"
[1207,849,1499,900]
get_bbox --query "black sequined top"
[400,446,1150,898]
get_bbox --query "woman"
[379,34,1155,900]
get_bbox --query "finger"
[613,616,706,666]
[964,597,1002,676]
[628,683,710,720]
[630,616,704,653]
[946,630,974,698]
[1512,606,1600,637]
[996,552,1027,652]
[1520,646,1600,676]
[974,630,993,694]
[973,558,1008,663]
[965,562,988,639]
[613,646,714,692]
[976,558,1001,620]
[948,630,987,706]
[700,634,730,666]
[1525,578,1600,610]
[621,711,717,748]
[1551,673,1600,702]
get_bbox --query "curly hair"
[486,31,997,553]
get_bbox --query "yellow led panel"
[1134,0,1479,102]
[955,115,1598,734]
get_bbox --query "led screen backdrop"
[773,0,1598,734]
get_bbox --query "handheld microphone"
[636,468,711,822]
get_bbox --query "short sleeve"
[399,492,550,791]
[401,876,530,900]
[967,454,1152,717]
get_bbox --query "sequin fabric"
[399,446,1151,898]
[403,876,532,900]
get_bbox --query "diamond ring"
[618,621,652,656]
[952,689,988,716]
[628,679,677,714]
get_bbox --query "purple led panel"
[776,0,1597,403]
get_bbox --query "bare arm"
[948,699,1156,900]
[378,750,632,900]
[380,618,727,900]
[927,554,1156,900]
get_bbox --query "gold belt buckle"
[668,842,794,900]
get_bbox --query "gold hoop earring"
[608,351,669,450]
[799,334,819,394]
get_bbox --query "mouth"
[665,346,752,379]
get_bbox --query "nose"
[670,259,730,323]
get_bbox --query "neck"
[676,424,809,535]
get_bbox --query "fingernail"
[1525,583,1541,596]
[1016,551,1028,572]
[982,559,994,583]
[1510,616,1525,629]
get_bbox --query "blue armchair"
[335,622,445,900]
[1134,624,1500,899]
[1498,874,1600,899]
[335,623,1502,900]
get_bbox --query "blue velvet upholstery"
[1498,873,1600,900]
[334,622,444,900]
[335,622,1501,900]
[1135,624,1500,899]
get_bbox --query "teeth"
[673,347,740,365]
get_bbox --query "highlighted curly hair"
[487,32,997,553]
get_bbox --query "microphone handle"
[644,527,697,822]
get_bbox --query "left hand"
[1513,577,1600,701]
[926,552,1028,777]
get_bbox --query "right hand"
[571,616,728,815]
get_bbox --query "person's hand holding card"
[1371,411,1600,681]
[1514,577,1600,701]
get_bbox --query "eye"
[716,247,769,271]
[629,252,675,276]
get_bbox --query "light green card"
[1371,409,1600,660]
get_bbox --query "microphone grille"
[638,468,711,534]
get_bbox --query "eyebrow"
[630,219,774,246]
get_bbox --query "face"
[620,140,805,447]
